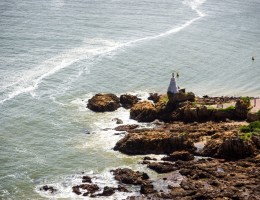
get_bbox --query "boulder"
[130,101,157,122]
[140,183,156,194]
[247,112,260,122]
[114,124,139,132]
[40,185,57,194]
[148,93,160,103]
[120,94,139,109]
[168,92,195,104]
[114,130,195,155]
[111,168,149,185]
[162,151,194,161]
[235,99,250,119]
[87,93,120,112]
[147,162,178,173]
[201,138,256,159]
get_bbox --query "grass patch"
[219,105,236,111]
[240,121,260,140]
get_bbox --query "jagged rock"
[120,94,139,109]
[235,99,250,119]
[247,112,260,122]
[114,130,195,155]
[114,124,139,132]
[148,93,160,103]
[40,185,57,193]
[130,101,157,122]
[140,183,156,194]
[97,186,115,196]
[111,168,149,185]
[168,92,195,104]
[162,151,194,161]
[252,135,260,149]
[87,93,120,112]
[82,175,92,183]
[147,162,178,173]
[201,138,256,159]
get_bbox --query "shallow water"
[0,0,260,199]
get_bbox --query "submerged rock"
[40,185,57,194]
[87,93,120,112]
[114,130,195,155]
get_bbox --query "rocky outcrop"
[130,101,157,122]
[235,99,251,119]
[168,92,195,104]
[147,161,178,173]
[201,138,256,159]
[162,151,194,161]
[114,124,139,132]
[120,94,139,109]
[148,93,160,103]
[72,184,99,196]
[87,93,120,112]
[247,112,260,122]
[114,130,195,155]
[111,168,149,185]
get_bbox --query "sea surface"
[0,0,259,199]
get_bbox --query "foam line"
[0,0,207,104]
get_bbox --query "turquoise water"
[0,0,260,199]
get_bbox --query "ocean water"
[0,0,260,199]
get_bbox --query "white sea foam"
[0,0,207,104]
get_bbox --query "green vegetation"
[219,105,236,111]
[160,95,169,104]
[240,96,250,106]
[240,121,260,140]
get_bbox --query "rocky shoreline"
[42,92,260,199]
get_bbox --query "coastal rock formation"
[114,130,195,155]
[130,101,157,122]
[87,93,120,112]
[147,161,178,173]
[168,92,195,104]
[162,151,194,161]
[148,93,160,103]
[201,137,256,159]
[72,183,99,196]
[120,94,139,109]
[247,112,260,122]
[114,124,139,132]
[111,168,150,185]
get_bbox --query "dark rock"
[143,156,157,161]
[117,185,130,192]
[80,184,99,194]
[168,92,195,104]
[148,93,160,103]
[112,118,123,124]
[111,168,149,185]
[140,183,156,194]
[87,93,120,112]
[82,175,92,183]
[130,101,157,122]
[252,135,260,149]
[114,124,139,132]
[72,186,81,195]
[162,151,194,161]
[40,185,57,194]
[147,162,178,173]
[120,94,139,109]
[114,130,195,155]
[97,186,115,196]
